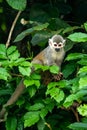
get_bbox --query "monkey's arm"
[0,80,25,120]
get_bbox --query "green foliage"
[66,53,87,61]
[6,116,17,130]
[1,0,87,130]
[68,122,87,130]
[79,76,87,89]
[46,82,65,103]
[24,111,40,127]
[14,23,49,43]
[0,44,32,80]
[49,65,59,74]
[84,22,87,32]
[0,67,10,80]
[37,119,45,130]
[68,32,87,42]
[6,0,27,11]
[77,104,87,116]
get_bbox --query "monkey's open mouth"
[55,48,60,52]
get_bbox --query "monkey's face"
[49,35,65,52]
[53,42,64,52]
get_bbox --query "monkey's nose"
[55,48,60,52]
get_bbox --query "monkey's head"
[49,35,65,52]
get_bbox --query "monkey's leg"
[0,79,25,120]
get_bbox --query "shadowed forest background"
[1,0,87,130]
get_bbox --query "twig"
[6,11,22,48]
[71,107,80,122]
[45,122,52,130]
[10,73,23,77]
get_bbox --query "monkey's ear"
[48,39,53,45]
[62,40,66,47]
[63,39,66,43]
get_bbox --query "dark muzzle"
[55,48,60,52]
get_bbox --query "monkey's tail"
[0,79,25,121]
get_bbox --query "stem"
[6,11,22,48]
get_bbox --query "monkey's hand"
[52,72,63,81]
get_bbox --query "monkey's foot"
[52,72,63,81]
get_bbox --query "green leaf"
[33,64,49,71]
[34,80,40,88]
[30,73,41,80]
[41,65,49,71]
[71,78,79,93]
[62,62,76,78]
[7,46,17,55]
[24,79,34,87]
[28,86,36,97]
[68,122,87,129]
[16,97,25,106]
[14,58,27,66]
[0,44,6,55]
[19,66,31,76]
[0,67,10,80]
[33,64,43,70]
[63,94,77,108]
[40,108,48,119]
[45,102,54,113]
[76,90,87,99]
[24,79,40,88]
[68,32,87,42]
[47,81,68,89]
[63,26,81,34]
[37,119,45,130]
[14,28,34,42]
[84,22,87,32]
[6,116,17,130]
[64,39,75,52]
[49,65,59,74]
[0,60,9,67]
[79,76,87,89]
[0,89,12,96]
[0,44,6,59]
[19,61,31,67]
[13,58,31,67]
[64,90,87,108]
[46,87,64,103]
[78,66,87,74]
[57,80,69,88]
[6,0,27,11]
[8,50,20,61]
[78,59,87,65]
[24,111,40,127]
[52,89,64,103]
[77,104,87,116]
[47,82,59,89]
[31,31,50,46]
[66,53,87,61]
[51,18,70,30]
[33,23,49,30]
[17,120,24,130]
[29,103,45,111]
[14,23,49,42]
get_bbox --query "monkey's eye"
[58,43,62,47]
[54,43,57,47]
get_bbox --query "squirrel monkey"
[0,35,66,120]
[32,35,65,66]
